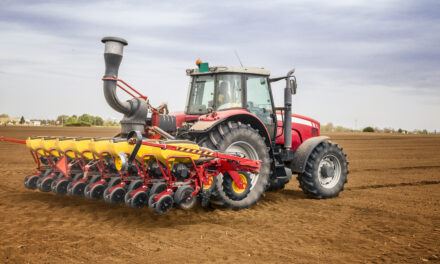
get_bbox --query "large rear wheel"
[199,121,271,209]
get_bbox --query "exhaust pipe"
[283,69,295,150]
[101,36,148,134]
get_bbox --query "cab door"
[245,75,276,138]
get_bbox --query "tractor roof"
[186,66,270,76]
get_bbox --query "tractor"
[102,36,349,209]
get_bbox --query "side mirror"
[290,77,297,95]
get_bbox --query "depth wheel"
[84,175,101,199]
[124,180,144,205]
[174,186,196,210]
[54,179,69,195]
[38,177,53,192]
[24,175,39,189]
[50,173,64,192]
[154,195,174,214]
[72,182,86,197]
[297,141,348,198]
[67,173,84,195]
[129,191,149,208]
[109,187,126,204]
[103,178,122,203]
[90,184,105,200]
[198,121,271,209]
[36,172,48,190]
[222,172,251,201]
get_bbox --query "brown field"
[0,126,439,263]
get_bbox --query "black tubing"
[127,130,143,165]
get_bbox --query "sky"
[0,0,439,131]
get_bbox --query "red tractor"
[102,37,348,209]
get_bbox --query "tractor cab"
[185,64,276,136]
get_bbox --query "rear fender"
[189,111,272,145]
[291,136,329,173]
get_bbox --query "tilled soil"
[0,127,439,263]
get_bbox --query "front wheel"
[297,141,348,198]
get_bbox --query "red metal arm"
[0,136,26,144]
[102,77,148,101]
[131,139,261,171]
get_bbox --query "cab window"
[246,75,273,114]
[246,75,274,132]
[186,75,215,114]
[215,74,243,110]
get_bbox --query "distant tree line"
[57,114,119,127]
[320,123,353,133]
[0,113,119,127]
[321,122,434,134]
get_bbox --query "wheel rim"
[181,189,194,206]
[133,192,147,207]
[56,181,68,194]
[112,189,125,203]
[225,141,259,190]
[157,196,173,213]
[74,183,85,196]
[318,154,341,189]
[28,176,38,189]
[203,176,214,190]
[232,173,248,194]
[41,178,52,191]
[92,185,104,199]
